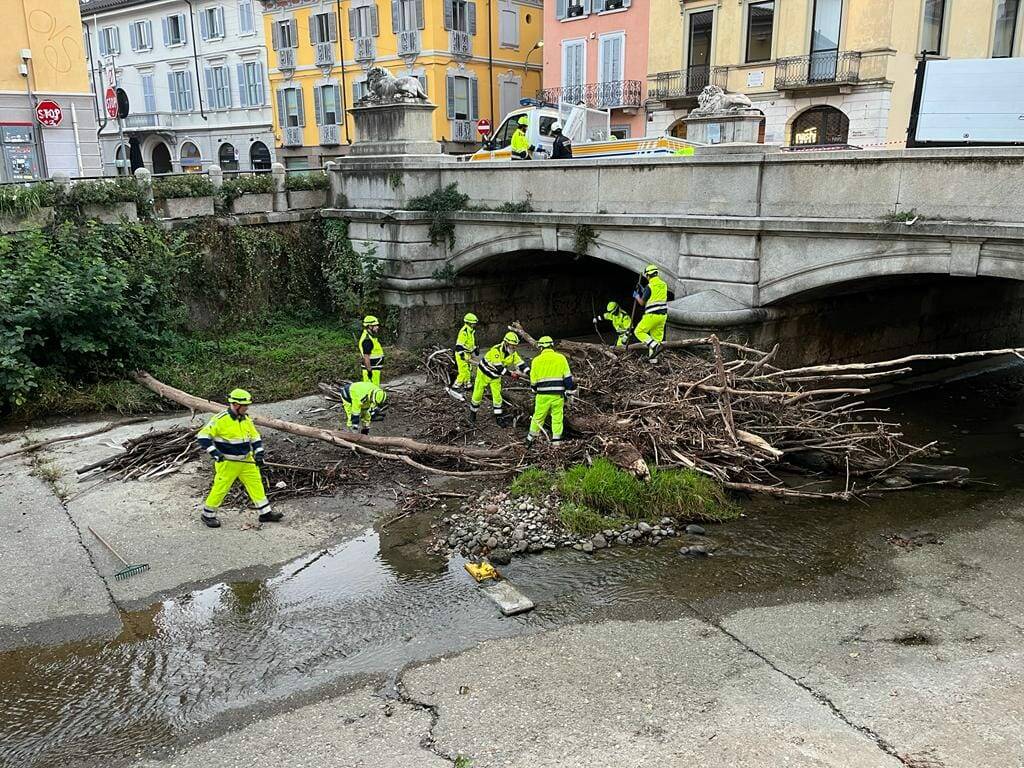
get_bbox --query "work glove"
[254,454,265,467]
[211,449,225,462]
[592,316,601,325]
[632,290,641,301]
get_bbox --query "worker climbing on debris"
[469,331,529,425]
[340,380,388,435]
[593,301,633,347]
[633,264,668,362]
[448,312,479,401]
[196,388,281,529]
[510,115,535,160]
[527,336,575,447]
[359,315,384,386]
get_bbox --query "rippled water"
[3,362,1024,768]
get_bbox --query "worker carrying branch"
[448,312,479,401]
[593,301,632,347]
[359,315,384,386]
[196,388,281,529]
[469,331,529,425]
[340,380,388,435]
[633,264,668,363]
[527,336,576,447]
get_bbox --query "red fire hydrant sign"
[35,100,63,127]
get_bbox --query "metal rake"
[88,526,150,580]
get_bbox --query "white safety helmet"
[551,121,563,133]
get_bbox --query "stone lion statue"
[362,66,427,103]
[691,85,754,117]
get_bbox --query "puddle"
[3,361,1024,768]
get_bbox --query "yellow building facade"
[0,0,102,179]
[260,0,543,165]
[646,0,1024,147]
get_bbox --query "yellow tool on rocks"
[464,560,534,616]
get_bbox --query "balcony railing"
[647,67,728,101]
[124,111,173,129]
[449,30,471,57]
[537,80,643,109]
[314,42,335,67]
[775,51,861,89]
[397,29,419,56]
[283,126,303,146]
[277,47,297,71]
[319,123,340,146]
[450,119,474,143]
[354,36,375,62]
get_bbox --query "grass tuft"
[509,467,555,499]
[557,501,627,536]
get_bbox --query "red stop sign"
[105,87,118,119]
[477,118,491,135]
[36,99,63,127]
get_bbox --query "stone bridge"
[323,147,1024,362]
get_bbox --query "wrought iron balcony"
[647,67,727,101]
[775,51,861,89]
[449,30,471,57]
[124,111,173,129]
[354,36,375,62]
[536,80,643,109]
[319,124,340,146]
[314,42,335,67]
[277,47,296,71]
[283,126,303,147]
[451,119,474,143]
[397,29,419,56]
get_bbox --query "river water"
[3,362,1024,768]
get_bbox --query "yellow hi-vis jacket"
[529,348,575,395]
[642,276,668,315]
[343,380,383,418]
[602,308,632,333]
[359,329,384,372]
[511,128,532,158]
[197,410,263,461]
[478,343,529,379]
[455,324,478,359]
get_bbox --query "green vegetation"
[495,194,534,214]
[883,208,919,223]
[284,171,329,191]
[153,174,216,200]
[322,220,386,322]
[573,223,598,257]
[408,182,470,248]
[510,467,555,499]
[219,173,274,206]
[64,177,142,206]
[0,182,57,218]
[454,757,473,768]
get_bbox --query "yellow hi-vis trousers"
[470,370,503,414]
[528,394,565,442]
[203,460,270,514]
[362,368,381,387]
[634,313,667,347]
[454,352,472,388]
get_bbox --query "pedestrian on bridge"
[359,315,384,386]
[633,265,668,363]
[340,380,388,435]
[196,389,281,529]
[448,312,479,401]
[593,301,632,347]
[527,336,576,447]
[469,331,529,425]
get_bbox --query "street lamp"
[524,40,543,95]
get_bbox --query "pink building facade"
[542,0,649,139]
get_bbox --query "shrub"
[510,467,555,499]
[0,182,57,218]
[65,178,140,206]
[322,219,384,321]
[407,182,469,248]
[220,174,274,204]
[285,171,329,191]
[153,174,215,200]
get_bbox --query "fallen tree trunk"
[0,418,147,461]
[132,371,509,462]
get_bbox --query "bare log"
[0,418,147,462]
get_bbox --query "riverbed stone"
[684,524,706,536]
[489,549,512,565]
[591,534,607,549]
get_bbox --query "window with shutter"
[328,12,338,41]
[129,23,139,52]
[142,74,156,112]
[415,0,425,29]
[443,0,453,30]
[556,0,567,20]
[468,2,476,34]
[349,8,358,38]
[314,85,323,125]
[391,0,400,33]
[237,63,249,107]
[276,88,286,128]
[254,62,265,104]
[199,9,209,39]
[168,73,179,112]
[446,74,456,118]
[204,67,216,106]
[238,0,255,35]
[469,77,478,120]
[562,40,585,90]
[499,6,518,47]
[370,6,379,35]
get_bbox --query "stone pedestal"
[348,101,442,156]
[683,111,764,145]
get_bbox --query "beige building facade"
[646,0,1024,147]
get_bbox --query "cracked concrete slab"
[133,685,448,768]
[0,457,118,650]
[404,619,904,768]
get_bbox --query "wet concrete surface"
[2,363,1024,766]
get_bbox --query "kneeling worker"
[197,389,280,529]
[469,331,529,424]
[340,380,388,435]
[527,336,576,446]
[593,301,632,347]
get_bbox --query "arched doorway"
[218,143,239,171]
[667,119,687,140]
[249,141,271,171]
[151,141,172,174]
[179,141,202,173]
[790,106,849,147]
[114,144,128,175]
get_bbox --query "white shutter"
[237,64,249,107]
[168,73,179,112]
[334,85,342,122]
[416,0,425,29]
[114,28,121,53]
[204,67,216,108]
[222,67,232,108]
[443,0,453,30]
[289,18,298,46]
[391,0,400,33]
[348,8,358,38]
[98,29,108,56]
[314,85,323,125]
[271,20,281,49]
[179,14,188,44]
[583,0,592,14]
[199,9,209,39]
[593,0,604,12]
[470,77,478,120]
[217,7,226,36]
[129,23,139,51]
[328,12,338,41]
[370,6,380,35]
[468,2,477,34]
[556,0,567,20]
[162,17,170,46]
[446,74,456,118]
[185,71,195,110]
[255,62,265,104]
[308,14,317,44]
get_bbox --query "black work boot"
[258,509,284,523]
[202,514,221,529]
[466,408,477,424]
